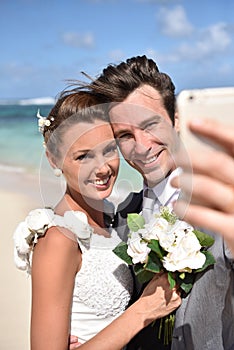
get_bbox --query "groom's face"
[109,85,179,187]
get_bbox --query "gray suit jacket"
[114,192,234,350]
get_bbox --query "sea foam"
[0,97,55,106]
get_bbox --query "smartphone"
[177,86,234,152]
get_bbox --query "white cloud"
[1,62,35,81]
[148,21,232,64]
[177,22,232,60]
[157,5,193,37]
[145,48,179,64]
[108,49,125,62]
[198,23,232,54]
[62,32,95,49]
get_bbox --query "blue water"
[0,104,51,173]
[0,102,142,194]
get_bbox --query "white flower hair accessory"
[37,109,54,134]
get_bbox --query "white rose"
[127,232,151,264]
[137,226,155,240]
[153,218,176,251]
[141,217,169,242]
[159,220,193,253]
[63,211,92,239]
[173,220,194,240]
[26,208,54,231]
[174,227,201,254]
[157,230,175,252]
[162,230,206,272]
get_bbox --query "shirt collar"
[143,168,181,206]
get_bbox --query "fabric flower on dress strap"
[13,208,93,274]
[55,211,93,250]
[13,208,55,273]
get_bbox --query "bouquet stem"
[158,313,175,345]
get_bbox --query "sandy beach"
[0,170,62,350]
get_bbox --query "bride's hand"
[137,273,181,326]
[69,335,81,349]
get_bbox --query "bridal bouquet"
[113,206,216,344]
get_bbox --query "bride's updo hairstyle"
[43,90,109,159]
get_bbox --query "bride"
[13,89,181,350]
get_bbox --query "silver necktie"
[142,189,156,223]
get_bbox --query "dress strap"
[13,208,93,273]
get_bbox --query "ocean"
[0,100,142,202]
[0,103,52,174]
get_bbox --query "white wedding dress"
[70,226,133,342]
[13,208,134,344]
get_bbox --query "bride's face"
[58,120,119,201]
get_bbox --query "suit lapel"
[114,191,143,242]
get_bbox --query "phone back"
[177,86,234,151]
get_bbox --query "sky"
[1,0,234,100]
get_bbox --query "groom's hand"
[69,334,81,349]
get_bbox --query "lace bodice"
[13,208,134,343]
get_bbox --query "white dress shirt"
[142,168,181,214]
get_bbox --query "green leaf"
[179,272,185,280]
[148,239,165,259]
[180,281,193,294]
[144,251,162,273]
[195,251,216,273]
[168,271,176,289]
[112,242,133,265]
[177,272,194,294]
[133,263,155,284]
[193,230,215,247]
[160,207,178,225]
[127,213,145,232]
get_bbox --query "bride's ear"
[174,110,180,132]
[46,150,63,177]
[46,149,58,170]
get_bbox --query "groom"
[104,57,181,350]
[71,56,234,349]
[90,56,234,350]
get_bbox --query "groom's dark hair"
[89,55,176,124]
